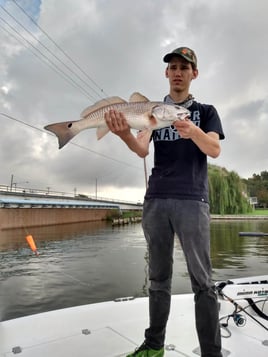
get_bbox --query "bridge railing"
[0,185,142,206]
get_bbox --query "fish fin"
[129,92,150,103]
[96,126,110,140]
[80,97,127,118]
[44,121,80,149]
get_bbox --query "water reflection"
[210,220,268,280]
[0,221,109,251]
[0,219,267,321]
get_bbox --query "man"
[105,47,224,357]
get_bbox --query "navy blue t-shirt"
[145,101,225,203]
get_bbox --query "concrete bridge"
[0,191,143,229]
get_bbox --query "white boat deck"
[1,293,268,357]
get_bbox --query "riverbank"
[111,216,142,226]
[0,209,267,230]
[112,214,268,225]
[211,214,268,220]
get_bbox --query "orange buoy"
[26,234,39,256]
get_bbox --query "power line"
[0,1,108,103]
[11,0,109,98]
[0,15,98,101]
[1,112,45,133]
[0,2,115,105]
[0,20,95,100]
[0,3,104,100]
[0,9,100,102]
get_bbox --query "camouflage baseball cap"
[163,47,197,68]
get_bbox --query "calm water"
[0,219,268,321]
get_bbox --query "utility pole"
[10,174,14,192]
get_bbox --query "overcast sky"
[0,0,267,202]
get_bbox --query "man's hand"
[173,118,197,139]
[104,109,150,158]
[104,109,131,139]
[173,119,221,158]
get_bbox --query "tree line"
[243,170,268,209]
[208,166,268,214]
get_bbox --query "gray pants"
[142,198,222,357]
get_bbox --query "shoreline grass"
[249,209,268,216]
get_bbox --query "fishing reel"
[233,313,246,327]
[220,312,246,336]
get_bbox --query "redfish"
[44,92,190,149]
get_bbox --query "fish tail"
[44,121,80,149]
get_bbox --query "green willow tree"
[208,165,252,214]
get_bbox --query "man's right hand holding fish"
[104,109,151,158]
